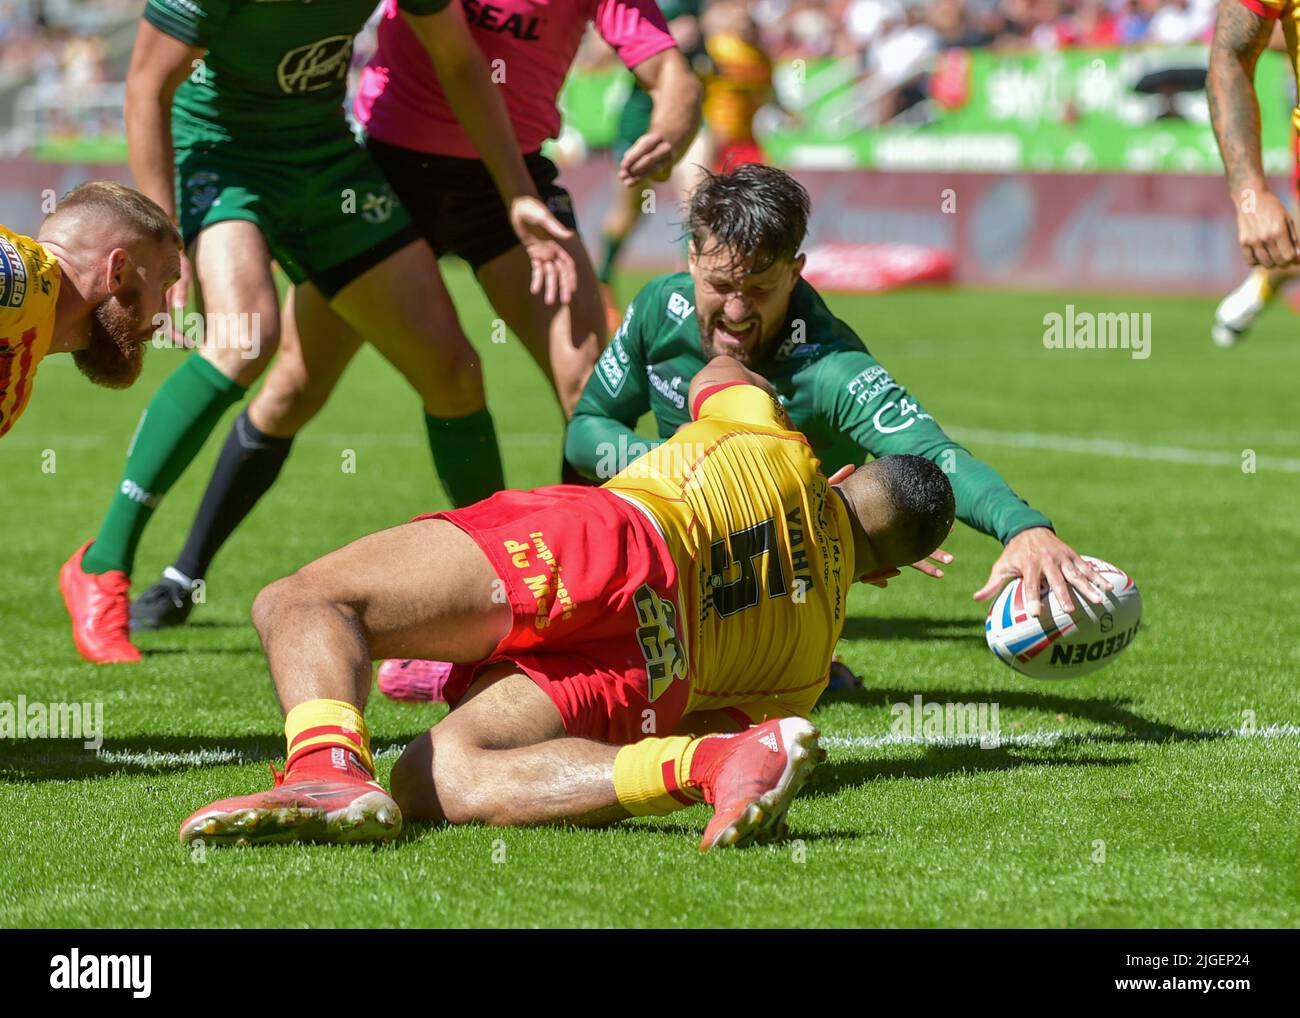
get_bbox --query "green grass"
[2,266,1298,927]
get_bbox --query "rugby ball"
[985,557,1141,679]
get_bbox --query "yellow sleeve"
[691,381,792,431]
[0,229,59,335]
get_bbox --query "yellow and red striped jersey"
[604,381,854,719]
[0,224,60,439]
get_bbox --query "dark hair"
[871,454,956,565]
[685,164,810,272]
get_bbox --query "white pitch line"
[949,426,1300,474]
[822,723,1300,751]
[77,725,1300,769]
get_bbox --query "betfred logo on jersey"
[0,237,29,309]
[596,329,631,397]
[665,292,694,324]
[277,36,353,94]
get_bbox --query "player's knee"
[250,573,312,637]
[200,318,281,384]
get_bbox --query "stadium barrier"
[0,155,1267,295]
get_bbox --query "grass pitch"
[2,266,1297,927]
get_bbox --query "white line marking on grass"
[822,723,1300,751]
[84,726,1300,770]
[948,427,1300,474]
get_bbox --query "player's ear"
[104,247,129,296]
[826,463,856,485]
[791,252,806,279]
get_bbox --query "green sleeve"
[816,352,1053,545]
[396,0,453,15]
[564,294,663,481]
[143,0,229,47]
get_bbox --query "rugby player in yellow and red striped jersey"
[0,180,180,440]
[177,353,954,851]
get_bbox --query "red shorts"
[419,486,690,745]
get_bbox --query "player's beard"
[698,312,768,367]
[72,296,146,390]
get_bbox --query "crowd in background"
[757,0,1221,61]
[0,0,131,88]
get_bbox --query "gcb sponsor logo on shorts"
[277,35,353,94]
[633,584,686,702]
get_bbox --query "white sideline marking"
[83,725,1300,770]
[822,723,1300,751]
[949,426,1300,474]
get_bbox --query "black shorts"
[365,139,578,270]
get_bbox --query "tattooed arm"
[1208,0,1300,267]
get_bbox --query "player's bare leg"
[179,518,510,846]
[190,220,283,386]
[248,284,364,438]
[252,519,511,711]
[329,239,486,419]
[392,671,824,849]
[390,666,629,828]
[474,228,604,418]
[64,221,283,663]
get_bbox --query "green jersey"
[144,0,449,160]
[567,272,1053,546]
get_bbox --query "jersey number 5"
[708,519,788,618]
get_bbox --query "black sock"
[172,410,295,582]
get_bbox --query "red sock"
[687,733,739,803]
[285,744,374,784]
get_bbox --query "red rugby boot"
[690,717,825,852]
[59,540,140,664]
[179,767,401,846]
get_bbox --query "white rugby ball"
[985,556,1141,679]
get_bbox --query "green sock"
[598,233,625,285]
[82,356,246,575]
[424,408,506,508]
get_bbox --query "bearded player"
[1,181,181,439]
[59,0,577,665]
[1208,0,1300,299]
[381,164,1112,700]
[177,354,955,850]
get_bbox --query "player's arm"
[565,302,660,480]
[821,353,1108,614]
[621,49,703,185]
[127,8,209,223]
[1208,0,1300,267]
[401,0,576,303]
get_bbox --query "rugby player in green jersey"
[570,165,1112,622]
[59,0,578,664]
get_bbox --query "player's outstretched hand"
[509,195,577,306]
[1237,189,1300,269]
[973,526,1112,617]
[620,131,675,186]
